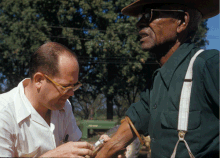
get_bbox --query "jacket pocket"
[160,111,201,130]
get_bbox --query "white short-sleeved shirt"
[0,79,82,157]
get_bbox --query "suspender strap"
[171,49,204,158]
[177,49,204,131]
[171,131,195,158]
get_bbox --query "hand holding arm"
[95,119,137,158]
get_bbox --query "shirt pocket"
[159,111,201,157]
[160,111,201,130]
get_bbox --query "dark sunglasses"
[137,8,185,23]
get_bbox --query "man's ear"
[33,72,45,89]
[177,12,190,33]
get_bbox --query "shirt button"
[153,104,157,109]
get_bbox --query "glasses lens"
[144,12,151,20]
[63,83,82,94]
[144,9,152,21]
[72,83,82,91]
[137,14,143,21]
[137,9,152,22]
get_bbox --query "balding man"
[95,0,219,157]
[0,42,95,157]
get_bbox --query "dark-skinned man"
[95,0,219,157]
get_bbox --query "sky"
[205,14,219,50]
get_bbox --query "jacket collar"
[159,42,195,88]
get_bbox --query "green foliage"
[191,19,209,48]
[0,0,209,118]
[0,0,50,91]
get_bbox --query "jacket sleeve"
[194,49,219,118]
[125,85,151,136]
[202,50,219,117]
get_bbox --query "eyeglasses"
[44,74,82,94]
[137,9,185,23]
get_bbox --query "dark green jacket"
[126,42,219,158]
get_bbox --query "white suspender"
[171,49,204,158]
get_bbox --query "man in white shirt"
[0,42,95,157]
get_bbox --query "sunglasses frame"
[138,9,185,23]
[44,74,82,94]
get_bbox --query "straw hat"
[121,0,219,19]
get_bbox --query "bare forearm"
[95,121,137,158]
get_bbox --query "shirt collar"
[14,78,32,124]
[159,42,195,88]
[14,78,66,124]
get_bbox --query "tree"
[0,0,209,120]
[0,0,50,92]
[77,0,152,119]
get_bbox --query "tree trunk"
[107,63,114,120]
[107,95,114,120]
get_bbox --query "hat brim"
[121,0,219,19]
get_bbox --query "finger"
[99,134,110,142]
[70,142,95,150]
[115,154,126,158]
[119,154,126,158]
[117,153,126,158]
[71,147,94,156]
[115,148,126,158]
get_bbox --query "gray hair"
[185,7,202,39]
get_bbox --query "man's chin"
[141,43,155,52]
[59,102,66,109]
[53,102,66,110]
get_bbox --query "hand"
[40,141,95,157]
[99,134,110,142]
[94,121,135,158]
[97,135,126,158]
